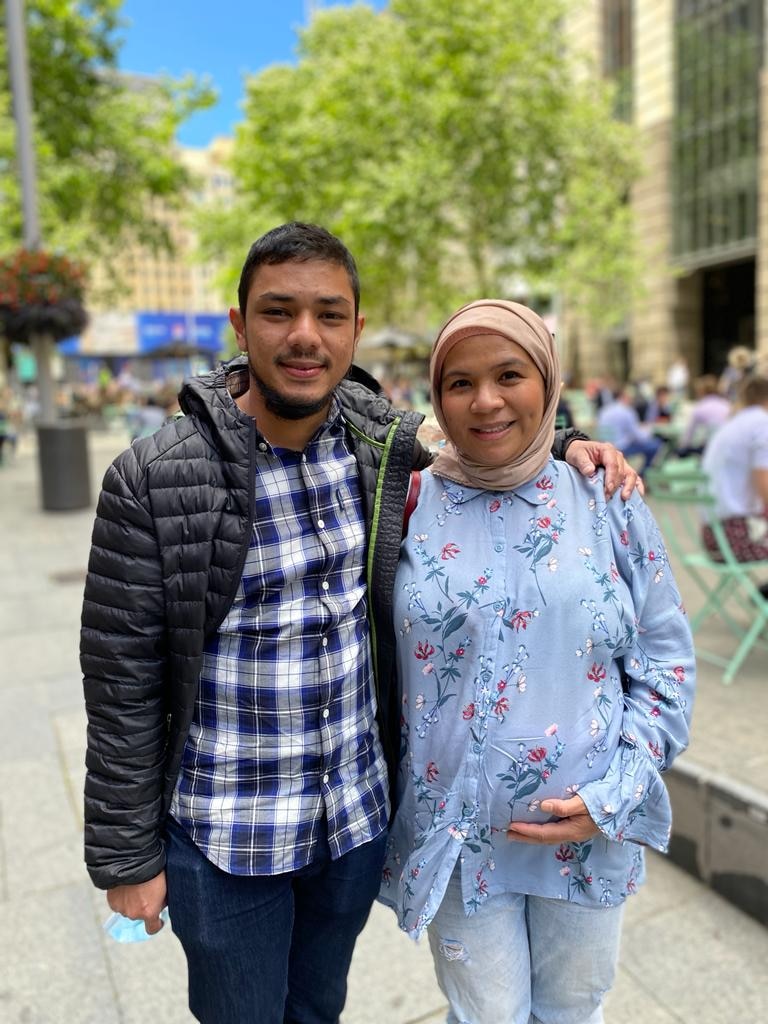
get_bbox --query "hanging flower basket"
[0,248,88,344]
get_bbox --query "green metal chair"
[645,460,768,685]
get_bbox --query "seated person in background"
[702,375,768,573]
[643,385,673,424]
[597,386,664,475]
[676,375,731,458]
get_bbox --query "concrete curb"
[667,758,768,926]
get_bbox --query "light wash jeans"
[427,867,624,1024]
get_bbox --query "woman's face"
[439,333,546,468]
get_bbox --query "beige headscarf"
[429,299,560,491]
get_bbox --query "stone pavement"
[1,428,767,1024]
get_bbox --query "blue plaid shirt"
[171,398,390,874]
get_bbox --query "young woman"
[381,299,695,1024]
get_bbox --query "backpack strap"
[402,470,421,538]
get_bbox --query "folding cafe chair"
[645,461,768,684]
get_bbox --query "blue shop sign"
[137,312,229,352]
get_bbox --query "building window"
[602,0,633,121]
[674,0,763,262]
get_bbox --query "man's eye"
[262,307,289,316]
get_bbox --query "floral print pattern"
[380,459,694,940]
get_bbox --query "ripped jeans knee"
[437,936,471,963]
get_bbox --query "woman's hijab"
[429,299,561,491]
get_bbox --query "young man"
[81,222,637,1023]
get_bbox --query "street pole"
[5,0,56,423]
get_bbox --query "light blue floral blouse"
[380,458,695,939]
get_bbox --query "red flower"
[477,575,488,585]
[584,875,593,884]
[555,844,574,862]
[648,551,656,561]
[477,878,488,896]
[462,703,475,720]
[552,531,560,541]
[619,530,629,546]
[536,476,553,490]
[441,542,461,560]
[507,609,533,631]
[528,746,547,763]
[587,663,606,682]
[494,697,509,716]
[455,647,465,656]
[382,866,392,883]
[673,666,685,682]
[497,680,507,692]
[542,769,551,780]
[415,641,435,660]
[650,706,661,717]
[489,499,501,513]
[426,761,439,782]
[648,740,663,759]
[649,689,661,702]
[537,516,551,529]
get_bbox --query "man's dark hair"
[740,374,768,407]
[237,222,360,318]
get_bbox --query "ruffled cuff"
[577,737,673,853]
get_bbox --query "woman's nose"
[471,383,504,411]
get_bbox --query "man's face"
[229,259,364,423]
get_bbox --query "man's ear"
[352,313,365,355]
[229,307,246,352]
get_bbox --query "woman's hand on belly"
[505,795,599,844]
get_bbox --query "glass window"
[674,0,763,260]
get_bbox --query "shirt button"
[494,543,504,553]
[322,581,330,591]
[322,637,329,647]
[322,773,329,784]
[322,708,330,719]
[302,454,307,463]
[317,518,325,529]
[258,442,267,452]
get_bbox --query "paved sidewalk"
[1,429,766,1024]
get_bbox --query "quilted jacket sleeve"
[81,445,169,889]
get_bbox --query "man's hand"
[506,796,599,845]
[107,872,168,935]
[565,439,643,501]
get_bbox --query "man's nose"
[288,310,322,345]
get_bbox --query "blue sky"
[118,0,386,147]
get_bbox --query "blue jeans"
[427,867,624,1024]
[164,817,387,1024]
[622,436,664,475]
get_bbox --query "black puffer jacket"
[81,361,429,890]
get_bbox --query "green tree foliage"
[0,0,214,260]
[200,0,638,330]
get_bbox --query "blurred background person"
[597,386,664,476]
[666,355,690,401]
[676,375,731,459]
[701,375,768,593]
[719,345,755,403]
[643,385,674,425]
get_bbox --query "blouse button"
[494,543,504,553]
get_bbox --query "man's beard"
[248,361,333,421]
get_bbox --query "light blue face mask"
[103,908,170,943]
